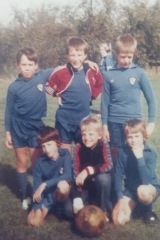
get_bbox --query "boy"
[67,116,113,220]
[45,37,103,153]
[4,47,98,210]
[99,43,115,72]
[112,119,160,226]
[28,126,72,227]
[5,48,53,210]
[101,34,157,162]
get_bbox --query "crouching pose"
[65,116,113,221]
[28,126,72,227]
[112,119,160,226]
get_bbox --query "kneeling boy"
[28,126,72,227]
[70,116,113,220]
[112,119,160,226]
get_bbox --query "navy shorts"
[55,121,81,144]
[108,121,126,147]
[11,117,44,148]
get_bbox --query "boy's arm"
[85,60,99,72]
[45,69,60,97]
[5,131,13,149]
[140,70,157,134]
[45,150,72,188]
[5,86,15,133]
[132,146,158,184]
[101,72,110,131]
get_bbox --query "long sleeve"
[139,70,157,123]
[45,150,72,188]
[101,72,110,125]
[136,149,158,184]
[5,85,16,131]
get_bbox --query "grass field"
[0,69,160,240]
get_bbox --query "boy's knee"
[57,180,70,195]
[137,185,149,200]
[137,184,157,204]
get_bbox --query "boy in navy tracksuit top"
[65,116,112,221]
[112,119,160,225]
[5,48,53,210]
[46,37,103,153]
[28,126,72,227]
[101,34,157,162]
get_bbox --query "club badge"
[37,84,43,91]
[129,77,136,85]
[110,79,114,83]
[60,167,64,174]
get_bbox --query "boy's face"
[117,52,134,68]
[81,127,101,149]
[67,47,87,70]
[41,140,59,160]
[100,46,107,57]
[17,54,38,79]
[126,131,144,150]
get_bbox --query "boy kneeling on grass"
[66,116,113,221]
[112,119,160,226]
[28,126,72,227]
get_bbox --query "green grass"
[0,70,160,240]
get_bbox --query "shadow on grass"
[0,162,32,199]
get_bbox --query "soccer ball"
[75,205,107,237]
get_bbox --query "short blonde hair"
[66,37,88,55]
[80,116,102,136]
[115,33,137,54]
[124,119,148,141]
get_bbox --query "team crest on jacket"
[129,77,136,85]
[37,84,43,91]
[110,79,114,83]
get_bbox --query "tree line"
[0,0,160,75]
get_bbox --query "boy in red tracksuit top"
[65,116,113,221]
[46,37,103,153]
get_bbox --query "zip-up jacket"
[45,62,103,100]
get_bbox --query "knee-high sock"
[16,172,28,200]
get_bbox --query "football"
[75,205,107,237]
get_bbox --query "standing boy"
[67,116,112,220]
[101,34,157,162]
[46,37,103,153]
[5,48,53,210]
[28,126,72,227]
[112,119,160,225]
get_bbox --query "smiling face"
[67,47,87,70]
[117,52,134,68]
[81,126,101,149]
[41,140,59,160]
[17,54,38,79]
[126,131,144,150]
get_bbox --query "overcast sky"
[0,0,156,24]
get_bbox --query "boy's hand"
[131,145,143,159]
[102,125,110,141]
[57,96,63,106]
[5,131,13,148]
[112,199,127,225]
[76,170,88,186]
[146,122,155,137]
[33,183,46,203]
[85,60,99,73]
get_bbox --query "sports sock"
[16,172,28,200]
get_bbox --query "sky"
[0,0,156,24]
[0,0,81,24]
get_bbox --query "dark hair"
[37,126,61,147]
[66,37,88,54]
[124,119,148,141]
[16,47,38,64]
